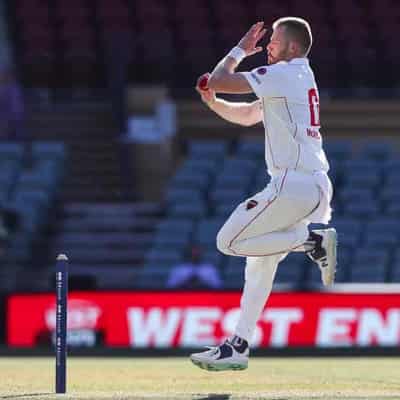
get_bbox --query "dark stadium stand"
[7,0,400,93]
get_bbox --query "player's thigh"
[216,185,278,248]
[217,176,319,246]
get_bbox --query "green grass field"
[1,357,400,400]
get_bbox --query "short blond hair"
[272,17,313,56]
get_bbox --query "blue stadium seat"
[350,263,387,283]
[156,218,195,235]
[349,248,388,282]
[358,142,393,160]
[179,157,220,175]
[214,173,252,189]
[385,172,400,187]
[253,172,271,192]
[343,159,380,173]
[342,199,380,217]
[55,233,147,251]
[236,139,264,159]
[170,170,211,190]
[11,188,52,211]
[392,249,400,264]
[152,230,191,248]
[382,158,400,174]
[165,187,204,204]
[332,217,363,235]
[255,168,270,181]
[276,252,306,284]
[327,167,339,186]
[5,232,34,264]
[145,247,184,264]
[338,187,374,203]
[224,257,246,288]
[339,231,361,249]
[324,140,352,161]
[364,231,397,249]
[16,160,62,191]
[209,187,247,204]
[0,162,20,199]
[223,276,244,289]
[366,218,400,235]
[9,202,45,233]
[134,266,171,289]
[0,143,24,163]
[389,261,400,282]
[187,139,229,159]
[67,249,141,264]
[214,200,237,217]
[343,170,381,188]
[384,201,400,217]
[203,249,225,268]
[194,218,224,247]
[168,201,207,218]
[353,248,388,264]
[32,141,67,162]
[380,187,400,204]
[222,158,259,174]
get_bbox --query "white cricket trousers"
[216,169,320,343]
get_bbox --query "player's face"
[266,26,291,65]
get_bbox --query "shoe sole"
[321,228,337,286]
[190,357,248,372]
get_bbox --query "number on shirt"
[308,88,320,127]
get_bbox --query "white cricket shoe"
[190,337,249,372]
[307,228,337,286]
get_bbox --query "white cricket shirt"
[242,57,329,178]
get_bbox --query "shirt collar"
[289,57,309,65]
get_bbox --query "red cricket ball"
[199,76,209,91]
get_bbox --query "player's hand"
[237,21,267,57]
[196,73,216,105]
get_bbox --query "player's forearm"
[208,54,252,94]
[208,56,238,86]
[207,98,259,127]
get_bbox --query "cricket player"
[190,17,337,371]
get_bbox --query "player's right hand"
[237,21,266,56]
[196,73,216,105]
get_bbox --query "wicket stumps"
[55,253,68,394]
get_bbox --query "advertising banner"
[7,291,400,348]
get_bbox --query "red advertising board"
[7,291,400,348]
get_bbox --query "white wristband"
[227,46,246,63]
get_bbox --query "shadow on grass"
[192,396,291,400]
[0,393,53,399]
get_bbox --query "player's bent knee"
[216,229,233,255]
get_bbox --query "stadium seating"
[0,141,67,272]
[9,1,396,91]
[141,137,400,289]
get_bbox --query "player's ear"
[289,41,300,56]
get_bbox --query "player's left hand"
[237,21,267,57]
